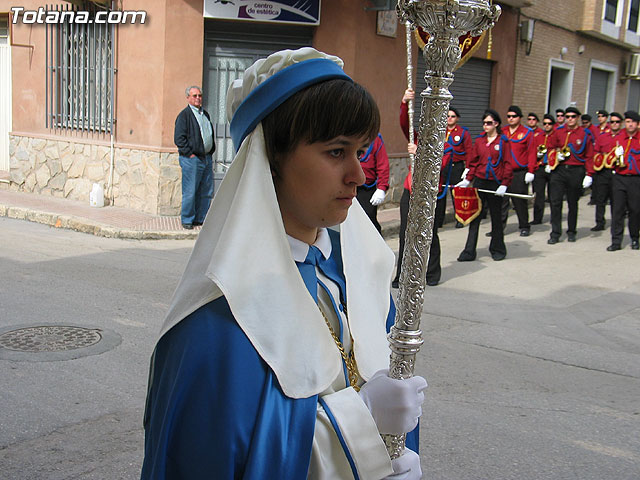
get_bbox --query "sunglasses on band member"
[565,114,578,118]
[506,114,519,118]
[542,121,553,125]
[610,120,621,124]
[483,121,495,125]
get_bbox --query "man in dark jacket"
[174,86,216,229]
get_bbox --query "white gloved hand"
[524,172,535,184]
[359,369,427,435]
[370,189,386,206]
[556,152,565,162]
[384,449,422,480]
[495,185,508,196]
[582,175,593,189]
[545,165,552,174]
[455,178,471,188]
[461,167,470,180]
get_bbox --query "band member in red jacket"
[502,105,536,236]
[607,110,640,251]
[581,114,599,142]
[531,114,556,224]
[456,109,513,261]
[355,132,390,233]
[596,110,612,136]
[547,106,595,244]
[527,112,543,136]
[591,112,623,231]
[393,88,445,287]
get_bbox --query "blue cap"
[230,58,352,152]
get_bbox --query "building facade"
[1,0,521,213]
[514,0,640,119]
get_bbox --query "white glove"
[524,172,535,184]
[384,449,422,480]
[495,185,508,196]
[461,167,470,180]
[544,165,552,174]
[455,178,471,188]
[556,152,565,162]
[359,369,427,435]
[582,175,593,189]
[370,188,386,206]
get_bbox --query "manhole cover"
[0,326,102,352]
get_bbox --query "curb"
[0,205,199,240]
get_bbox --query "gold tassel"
[486,27,493,60]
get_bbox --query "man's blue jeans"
[179,154,213,225]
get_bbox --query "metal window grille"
[45,3,115,133]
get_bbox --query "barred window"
[45,4,115,133]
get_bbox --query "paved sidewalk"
[0,188,403,240]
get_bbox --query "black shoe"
[426,279,439,286]
[547,237,559,245]
[590,224,605,231]
[632,240,640,250]
[182,224,194,230]
[457,251,476,262]
[587,200,595,205]
[391,279,399,289]
[607,244,621,251]
[485,231,492,237]
[193,221,203,226]
[455,221,464,229]
[491,253,506,261]
[567,233,576,242]
[531,220,542,225]
[520,229,530,237]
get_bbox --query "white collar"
[287,228,332,263]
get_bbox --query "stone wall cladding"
[9,135,181,216]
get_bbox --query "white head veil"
[160,48,395,398]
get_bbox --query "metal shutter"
[202,21,312,188]
[587,68,610,117]
[627,79,640,111]
[415,56,493,138]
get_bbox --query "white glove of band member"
[358,369,427,435]
[370,188,386,206]
[524,172,535,184]
[455,178,471,188]
[556,152,565,162]
[384,449,422,480]
[544,165,552,174]
[495,185,508,196]
[461,167,470,180]
[582,175,593,189]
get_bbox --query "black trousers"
[442,161,466,227]
[549,164,585,239]
[356,185,381,233]
[592,168,613,227]
[394,188,445,284]
[610,174,640,246]
[532,165,550,223]
[507,169,531,230]
[462,178,507,258]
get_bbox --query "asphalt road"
[1,198,639,479]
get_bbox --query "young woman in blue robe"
[141,48,427,480]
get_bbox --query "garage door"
[415,56,493,138]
